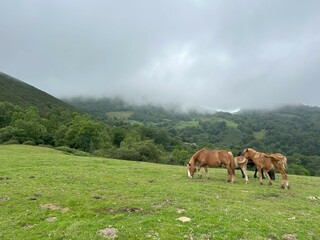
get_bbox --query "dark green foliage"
[0,104,113,154]
[0,72,75,113]
[66,97,320,176]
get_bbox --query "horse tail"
[266,154,287,169]
[228,151,236,176]
[228,151,238,168]
[282,156,288,169]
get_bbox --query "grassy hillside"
[0,72,75,113]
[1,145,319,239]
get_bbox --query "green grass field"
[1,145,319,240]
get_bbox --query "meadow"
[0,145,319,240]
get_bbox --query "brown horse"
[187,149,236,183]
[228,152,249,184]
[241,148,289,189]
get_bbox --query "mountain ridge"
[0,71,76,113]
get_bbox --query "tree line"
[0,101,194,166]
[1,100,320,176]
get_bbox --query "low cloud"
[1,0,320,111]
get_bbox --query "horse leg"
[257,167,263,185]
[204,165,210,179]
[264,170,272,185]
[197,166,202,178]
[273,162,289,189]
[269,170,276,180]
[239,167,245,178]
[241,164,249,184]
[255,168,266,179]
[226,164,234,183]
[197,162,207,179]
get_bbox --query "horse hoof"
[268,182,272,186]
[281,184,290,189]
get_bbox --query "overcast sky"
[1,0,320,111]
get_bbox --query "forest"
[1,98,319,176]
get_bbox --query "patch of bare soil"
[282,233,297,240]
[255,193,279,199]
[98,207,142,214]
[40,203,69,213]
[0,196,11,202]
[98,226,118,239]
[118,207,142,213]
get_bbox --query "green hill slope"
[0,72,75,113]
[1,145,319,239]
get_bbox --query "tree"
[0,102,21,128]
[64,114,111,152]
[9,107,48,144]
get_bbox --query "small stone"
[176,209,186,214]
[46,217,57,222]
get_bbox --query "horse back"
[197,149,232,167]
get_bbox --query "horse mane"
[188,148,206,166]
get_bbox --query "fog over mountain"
[1,0,320,111]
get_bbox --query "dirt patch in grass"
[255,193,279,199]
[97,207,143,214]
[282,233,297,240]
[40,203,69,213]
[118,207,142,213]
[98,226,118,239]
[0,196,11,202]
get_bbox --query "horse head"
[187,162,196,178]
[241,148,252,158]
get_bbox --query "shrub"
[55,146,91,157]
[23,140,36,145]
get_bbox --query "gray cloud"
[1,0,320,111]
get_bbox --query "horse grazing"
[228,152,249,183]
[241,148,289,189]
[187,149,236,183]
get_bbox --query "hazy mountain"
[0,72,76,113]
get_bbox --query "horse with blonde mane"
[241,148,289,189]
[228,152,249,184]
[187,149,236,183]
